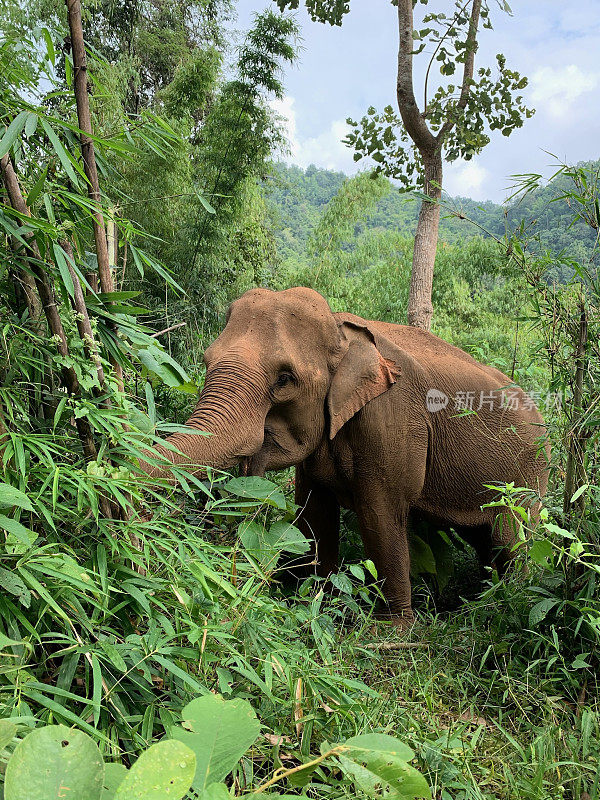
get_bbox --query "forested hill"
[265,161,599,271]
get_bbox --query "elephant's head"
[146,287,400,478]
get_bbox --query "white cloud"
[444,160,489,200]
[530,64,599,118]
[559,5,600,34]
[270,95,356,173]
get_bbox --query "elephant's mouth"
[239,428,285,478]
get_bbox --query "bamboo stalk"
[363,641,425,651]
[563,299,588,518]
[61,239,107,391]
[0,153,113,518]
[1,156,43,324]
[65,0,124,390]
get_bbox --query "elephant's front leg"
[356,496,413,627]
[295,463,340,577]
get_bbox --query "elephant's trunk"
[142,362,269,480]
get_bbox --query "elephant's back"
[335,312,539,413]
[336,312,505,379]
[335,312,549,495]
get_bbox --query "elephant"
[146,286,549,626]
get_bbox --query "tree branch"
[423,0,473,114]
[1,158,43,325]
[437,0,482,143]
[396,0,437,156]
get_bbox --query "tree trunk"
[407,150,442,330]
[61,239,107,391]
[396,0,481,331]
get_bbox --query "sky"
[233,0,600,203]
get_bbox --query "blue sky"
[234,0,600,203]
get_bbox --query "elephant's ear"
[327,321,401,439]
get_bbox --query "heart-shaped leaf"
[171,695,260,792]
[4,725,104,800]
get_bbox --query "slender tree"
[275,0,533,329]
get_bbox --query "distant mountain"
[265,161,598,279]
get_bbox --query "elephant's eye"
[275,372,294,389]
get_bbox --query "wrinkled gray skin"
[148,287,549,627]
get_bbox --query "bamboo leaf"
[0,483,34,511]
[27,166,48,206]
[0,111,30,158]
[53,242,75,297]
[40,119,81,186]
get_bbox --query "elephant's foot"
[373,609,415,632]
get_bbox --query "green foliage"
[281,0,533,189]
[267,161,600,272]
[4,725,104,800]
[2,4,600,800]
[114,740,196,800]
[171,695,260,792]
[275,0,351,26]
[1,701,428,799]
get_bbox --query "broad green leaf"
[529,597,559,627]
[4,725,104,800]
[330,572,353,594]
[409,534,436,576]
[0,484,34,511]
[571,656,592,670]
[529,539,553,567]
[240,520,310,567]
[268,521,310,554]
[343,734,415,760]
[0,719,17,751]
[171,694,260,792]
[137,346,190,389]
[101,763,128,800]
[427,532,455,590]
[114,739,195,800]
[336,734,430,799]
[349,563,365,582]
[223,477,286,510]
